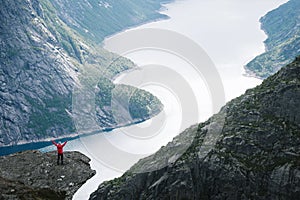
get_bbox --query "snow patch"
[98,1,112,9]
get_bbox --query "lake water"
[40,0,288,199]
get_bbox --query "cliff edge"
[0,150,95,200]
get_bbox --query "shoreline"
[0,113,159,156]
[63,1,290,199]
[100,1,173,48]
[1,0,287,199]
[100,16,170,47]
[0,0,173,157]
[242,67,265,80]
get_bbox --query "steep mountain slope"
[245,0,300,78]
[0,0,163,147]
[0,0,78,146]
[90,56,300,199]
[49,0,172,44]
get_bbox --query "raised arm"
[52,140,58,146]
[62,141,67,147]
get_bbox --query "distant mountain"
[49,0,172,44]
[0,0,166,146]
[90,57,300,199]
[245,0,300,78]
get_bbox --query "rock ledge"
[0,150,95,200]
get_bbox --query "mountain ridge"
[245,0,300,78]
[90,56,300,199]
[0,0,167,147]
[48,0,173,44]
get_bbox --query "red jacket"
[52,140,67,154]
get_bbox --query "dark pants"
[57,153,63,165]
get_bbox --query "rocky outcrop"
[245,0,300,78]
[90,57,300,199]
[0,0,163,147]
[0,150,95,200]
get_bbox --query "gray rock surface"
[245,0,300,78]
[0,0,78,146]
[90,57,300,199]
[49,0,172,44]
[0,0,163,147]
[0,150,95,200]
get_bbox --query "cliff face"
[0,0,78,146]
[0,150,95,200]
[0,0,163,147]
[90,57,300,199]
[245,0,300,78]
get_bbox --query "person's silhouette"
[52,140,67,165]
